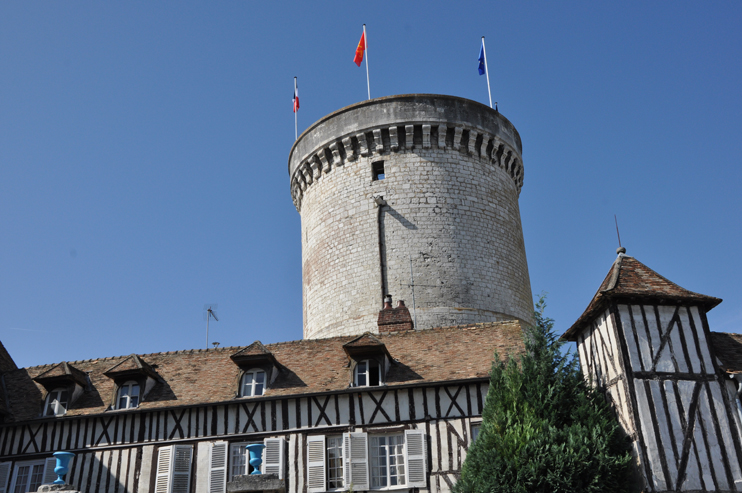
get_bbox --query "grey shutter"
[306,435,326,493]
[171,445,193,493]
[343,432,369,490]
[262,438,284,479]
[405,429,427,488]
[42,457,58,485]
[209,441,228,493]
[0,462,11,493]
[155,446,172,493]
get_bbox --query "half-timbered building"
[565,250,742,492]
[0,318,524,493]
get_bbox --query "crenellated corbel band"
[289,122,524,212]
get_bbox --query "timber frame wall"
[576,302,742,492]
[0,380,486,493]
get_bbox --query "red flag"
[354,31,366,66]
[293,84,299,113]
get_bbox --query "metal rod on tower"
[409,254,418,330]
[482,36,493,109]
[364,24,370,100]
[615,214,622,248]
[294,77,298,140]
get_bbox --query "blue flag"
[478,42,486,75]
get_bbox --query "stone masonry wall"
[290,95,533,339]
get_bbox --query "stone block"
[227,473,285,493]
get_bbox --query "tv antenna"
[204,304,219,349]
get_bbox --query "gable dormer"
[343,333,393,387]
[33,362,88,416]
[103,354,159,410]
[230,341,280,397]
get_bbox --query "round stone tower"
[289,94,533,340]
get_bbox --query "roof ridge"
[20,321,525,370]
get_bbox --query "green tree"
[456,297,634,493]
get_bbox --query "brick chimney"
[377,296,414,333]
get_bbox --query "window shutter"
[171,445,193,493]
[405,429,427,488]
[0,462,11,493]
[209,441,228,493]
[343,432,369,491]
[306,435,326,493]
[262,437,284,479]
[155,446,173,493]
[42,457,58,485]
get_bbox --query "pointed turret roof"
[564,254,721,340]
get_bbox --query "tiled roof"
[564,255,722,340]
[710,332,742,373]
[2,321,525,422]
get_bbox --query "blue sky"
[2,2,741,369]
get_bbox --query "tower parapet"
[289,94,533,340]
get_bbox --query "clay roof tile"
[564,255,721,340]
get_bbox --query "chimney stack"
[377,296,414,333]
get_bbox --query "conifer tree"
[456,297,635,493]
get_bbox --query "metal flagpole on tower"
[294,77,298,140]
[409,254,418,330]
[482,36,493,108]
[364,24,370,100]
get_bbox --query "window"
[44,388,69,416]
[228,442,259,479]
[370,435,405,488]
[327,436,343,489]
[209,439,285,493]
[117,381,140,409]
[354,359,381,387]
[306,431,426,493]
[154,445,193,493]
[372,161,385,181]
[7,458,56,493]
[240,370,266,397]
[470,423,481,443]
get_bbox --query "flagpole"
[294,77,298,140]
[364,24,370,100]
[482,36,492,108]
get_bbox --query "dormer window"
[354,359,382,387]
[117,380,141,409]
[231,341,280,399]
[343,333,392,389]
[44,388,69,416]
[241,370,266,397]
[33,361,87,417]
[103,354,159,411]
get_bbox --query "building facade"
[0,95,532,493]
[0,94,740,493]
